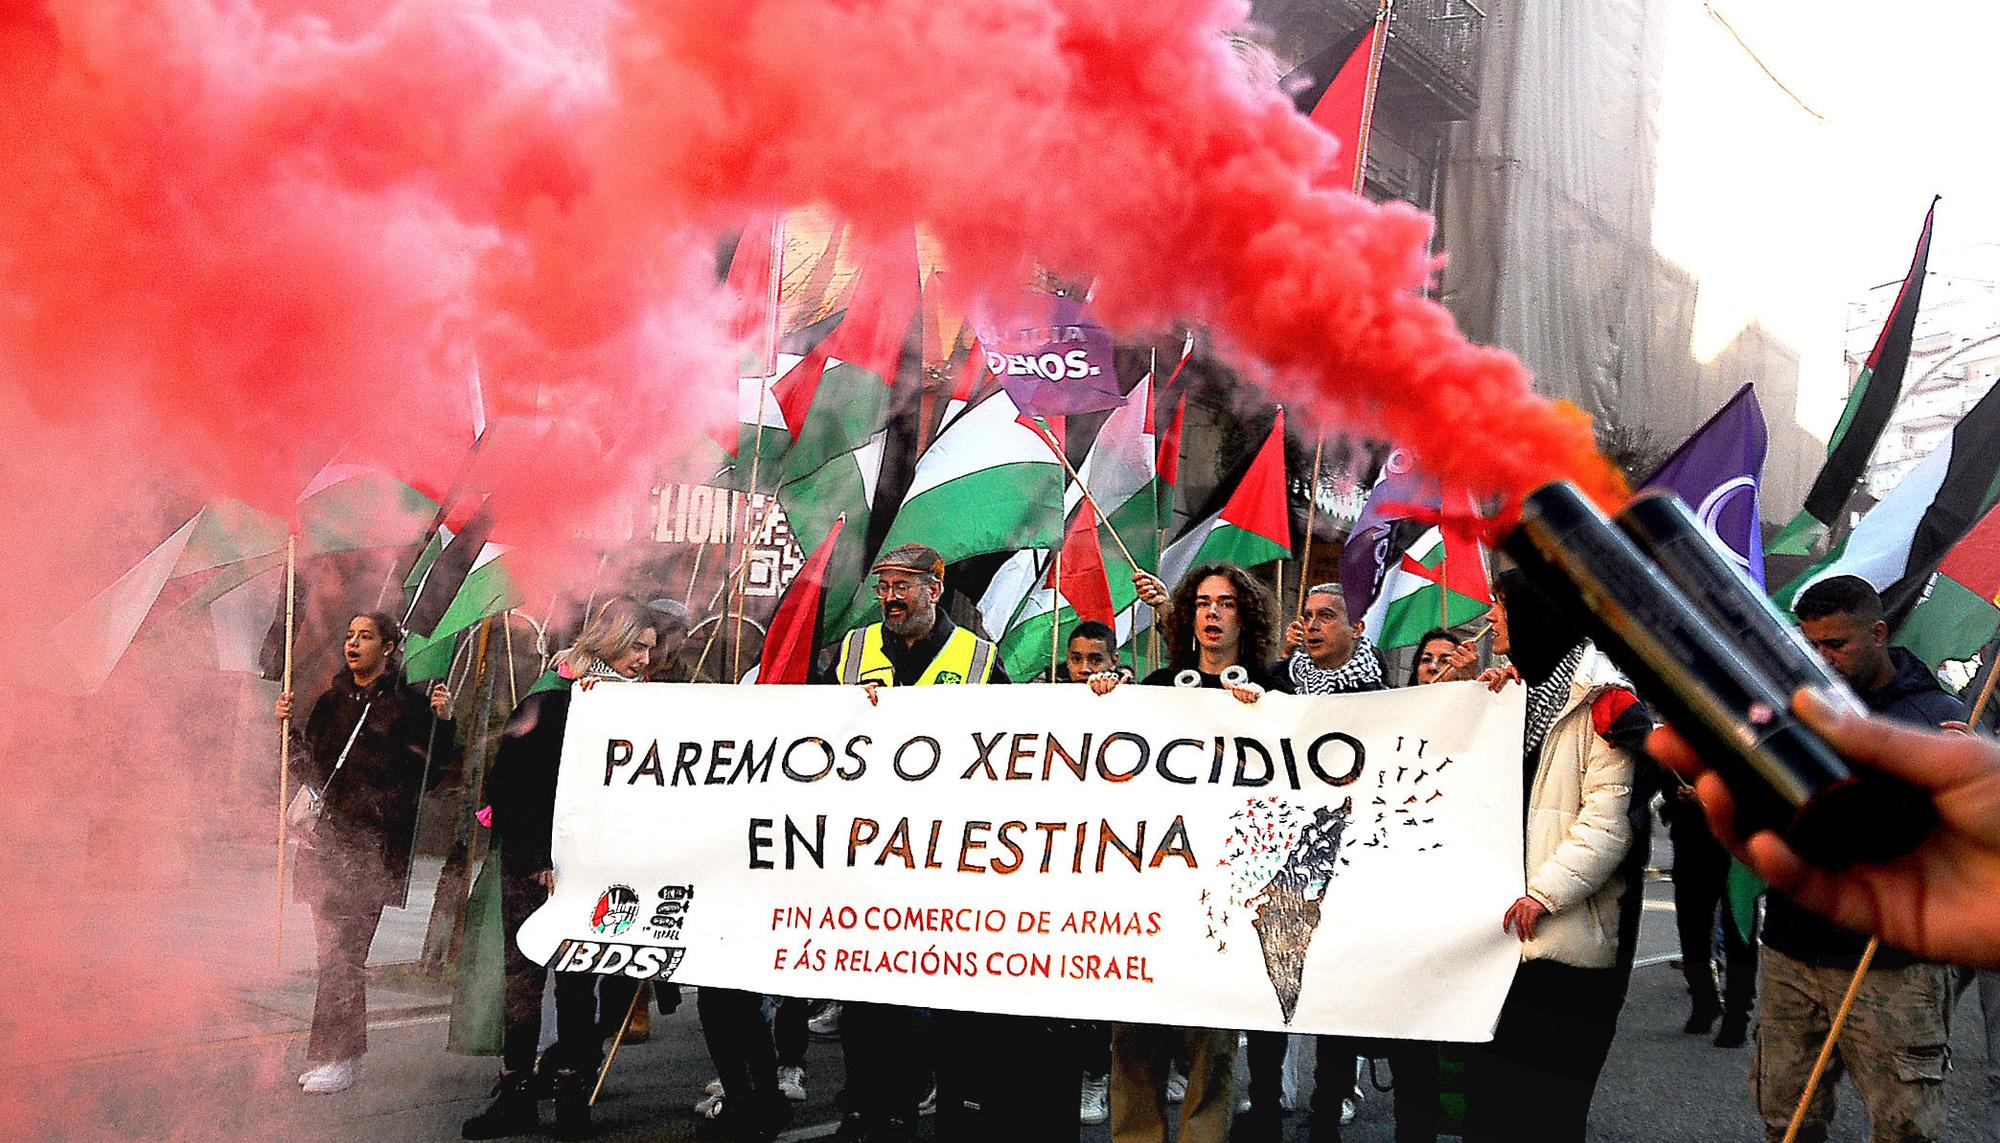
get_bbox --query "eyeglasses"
[872,578,931,599]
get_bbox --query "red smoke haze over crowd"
[0,2,1619,1131]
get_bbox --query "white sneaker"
[1079,1074,1109,1125]
[1340,1096,1357,1124]
[1165,1068,1187,1104]
[777,1065,807,1102]
[695,1080,725,1116]
[807,1002,842,1037]
[917,1083,938,1114]
[300,1058,358,1094]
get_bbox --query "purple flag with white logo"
[972,292,1125,416]
[1641,383,1769,587]
[1338,447,1442,617]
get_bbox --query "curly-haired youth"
[1161,561,1279,670]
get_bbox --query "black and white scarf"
[1523,644,1586,757]
[558,651,634,686]
[1287,637,1384,695]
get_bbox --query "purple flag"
[1338,447,1441,617]
[973,292,1125,416]
[1641,383,1769,586]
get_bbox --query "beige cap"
[870,543,946,580]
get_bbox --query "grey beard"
[883,607,935,640]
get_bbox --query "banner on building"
[517,681,1527,1040]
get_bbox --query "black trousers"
[1311,1038,1439,1143]
[699,988,783,1117]
[1245,1033,1439,1142]
[840,1003,931,1127]
[499,872,602,1075]
[1463,961,1626,1142]
[1671,817,1758,1018]
[773,995,811,1067]
[308,877,387,1062]
[932,1010,1077,1142]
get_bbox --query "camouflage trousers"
[1752,948,1950,1143]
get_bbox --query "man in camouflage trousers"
[1753,578,1963,1142]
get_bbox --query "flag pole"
[276,531,297,969]
[1439,547,1450,628]
[730,216,785,685]
[1029,422,1141,569]
[1970,645,2000,728]
[1274,406,1286,615]
[1148,348,1163,676]
[1298,437,1325,620]
[1296,0,1390,619]
[1052,542,1065,682]
[1354,0,1395,196]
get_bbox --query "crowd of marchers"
[274,536,2000,1143]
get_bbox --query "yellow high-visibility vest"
[836,623,995,686]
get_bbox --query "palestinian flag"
[713,230,918,485]
[1155,390,1187,525]
[1284,21,1386,194]
[1077,372,1164,571]
[753,235,926,627]
[1892,502,2000,669]
[1159,411,1292,587]
[1361,527,1493,649]
[826,386,1063,635]
[1339,448,1441,618]
[725,214,781,377]
[1053,501,1116,627]
[401,543,523,682]
[992,502,1122,682]
[402,497,498,633]
[49,501,290,693]
[1774,367,2000,628]
[757,515,845,685]
[1770,199,1939,556]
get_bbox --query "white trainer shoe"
[1079,1074,1109,1124]
[1165,1068,1187,1103]
[300,1058,358,1094]
[807,1002,842,1037]
[777,1065,807,1102]
[695,1079,725,1116]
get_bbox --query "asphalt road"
[7,870,1993,1142]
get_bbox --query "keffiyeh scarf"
[1287,637,1384,695]
[557,652,633,685]
[1523,644,1586,757]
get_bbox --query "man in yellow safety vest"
[818,544,1069,1143]
[831,543,1002,690]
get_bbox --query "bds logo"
[591,884,640,935]
[551,939,685,981]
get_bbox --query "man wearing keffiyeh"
[1274,582,1383,697]
[1237,582,1398,1143]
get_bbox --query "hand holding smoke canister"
[1505,482,1936,868]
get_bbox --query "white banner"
[517,680,1527,1040]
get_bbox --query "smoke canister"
[1614,492,1866,719]
[1505,481,1933,867]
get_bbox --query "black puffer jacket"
[295,670,448,903]
[485,678,574,878]
[1763,646,1964,968]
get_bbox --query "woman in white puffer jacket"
[1463,573,1650,1143]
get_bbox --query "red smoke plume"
[4,0,1615,579]
[0,1,1625,1131]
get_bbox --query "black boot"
[1682,997,1719,1035]
[461,1071,540,1140]
[551,1068,592,1141]
[1713,1012,1749,1049]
